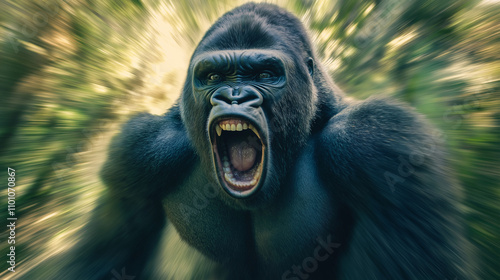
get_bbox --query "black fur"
[59,3,475,279]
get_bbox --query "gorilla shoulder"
[317,96,468,279]
[319,95,447,197]
[100,105,196,198]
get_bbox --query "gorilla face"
[192,50,288,198]
[180,10,319,207]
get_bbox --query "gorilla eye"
[258,72,272,79]
[208,73,222,82]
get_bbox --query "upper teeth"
[216,119,259,137]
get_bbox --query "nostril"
[238,88,264,107]
[211,87,263,107]
[238,93,261,105]
[210,91,232,106]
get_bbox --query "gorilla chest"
[252,143,338,271]
[164,145,337,270]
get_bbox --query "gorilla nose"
[211,86,263,108]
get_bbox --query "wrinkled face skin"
[193,50,288,198]
[181,46,316,209]
[180,17,317,209]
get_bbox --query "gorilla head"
[180,3,324,206]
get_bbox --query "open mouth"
[212,118,265,194]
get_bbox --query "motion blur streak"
[0,0,499,279]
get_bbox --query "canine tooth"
[243,123,248,130]
[225,124,231,130]
[248,124,253,129]
[231,124,236,131]
[237,123,243,131]
[216,125,222,136]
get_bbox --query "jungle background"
[0,0,499,279]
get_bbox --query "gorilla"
[59,3,474,280]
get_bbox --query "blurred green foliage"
[0,0,499,279]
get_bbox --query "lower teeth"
[224,173,257,187]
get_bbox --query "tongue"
[228,139,257,172]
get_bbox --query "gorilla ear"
[307,57,314,76]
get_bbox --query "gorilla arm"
[318,97,473,280]
[62,104,196,279]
